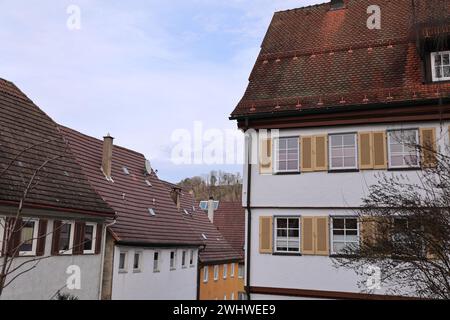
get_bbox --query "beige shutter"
[259,138,273,174]
[301,217,315,255]
[372,132,387,169]
[259,216,273,254]
[359,132,373,169]
[301,136,313,172]
[314,217,329,255]
[420,128,437,168]
[360,216,379,247]
[314,135,328,171]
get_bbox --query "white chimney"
[207,197,215,223]
[102,134,114,179]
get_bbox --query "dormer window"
[431,51,450,82]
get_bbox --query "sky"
[0,0,321,183]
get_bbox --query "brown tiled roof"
[213,201,245,260]
[0,78,115,216]
[161,181,242,263]
[231,0,450,118]
[60,127,203,246]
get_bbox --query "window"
[153,251,160,272]
[329,133,357,170]
[213,265,219,281]
[275,137,299,173]
[83,223,97,254]
[274,217,300,253]
[148,208,156,216]
[223,294,227,300]
[0,217,4,256]
[431,51,450,82]
[388,130,419,168]
[201,233,207,240]
[181,250,187,268]
[231,292,235,300]
[122,166,130,175]
[133,251,142,272]
[189,250,195,267]
[238,292,246,300]
[170,251,177,270]
[203,266,209,283]
[331,217,359,254]
[238,264,244,279]
[119,251,128,272]
[223,264,228,279]
[19,219,39,256]
[59,221,75,255]
[230,263,235,278]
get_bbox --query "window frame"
[59,221,75,255]
[181,250,187,268]
[118,251,128,273]
[189,249,195,267]
[328,132,358,171]
[387,129,420,169]
[230,263,235,278]
[203,266,209,283]
[133,251,143,273]
[223,264,228,279]
[83,222,97,254]
[273,216,301,253]
[18,218,39,257]
[330,216,360,255]
[153,251,160,273]
[0,216,4,257]
[431,51,450,82]
[213,265,219,281]
[238,264,244,279]
[170,250,177,270]
[274,136,300,174]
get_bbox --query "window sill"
[118,270,128,274]
[329,254,360,259]
[272,252,302,256]
[170,268,176,271]
[274,172,300,175]
[153,270,160,273]
[388,167,421,172]
[133,269,141,273]
[328,169,359,173]
[182,266,188,269]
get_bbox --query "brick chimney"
[207,197,215,223]
[102,134,114,180]
[170,187,182,211]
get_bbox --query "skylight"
[199,201,208,210]
[122,166,130,175]
[148,208,156,216]
[183,209,189,215]
[145,179,152,187]
[201,233,207,240]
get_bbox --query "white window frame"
[189,249,195,267]
[133,251,143,273]
[274,137,300,173]
[431,51,450,82]
[83,222,97,254]
[329,133,358,170]
[330,217,360,255]
[238,264,244,279]
[59,221,75,255]
[119,251,128,273]
[203,266,209,283]
[223,264,228,279]
[153,251,160,273]
[213,265,219,281]
[0,216,4,257]
[19,218,39,256]
[230,263,235,278]
[231,292,235,300]
[181,250,187,268]
[223,294,227,300]
[170,250,177,270]
[274,216,301,253]
[387,129,420,169]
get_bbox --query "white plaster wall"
[111,246,199,300]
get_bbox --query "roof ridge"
[274,1,329,15]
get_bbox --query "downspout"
[98,218,117,300]
[245,121,252,300]
[196,244,206,300]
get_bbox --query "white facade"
[111,246,199,300]
[245,121,449,299]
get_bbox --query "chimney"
[207,197,215,223]
[170,188,182,211]
[330,0,345,10]
[102,134,114,179]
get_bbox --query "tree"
[333,128,450,299]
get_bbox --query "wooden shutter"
[360,217,379,247]
[372,132,387,169]
[36,219,48,257]
[259,217,273,254]
[314,135,328,171]
[95,223,103,254]
[359,132,373,169]
[315,217,329,256]
[420,128,437,168]
[259,138,272,174]
[73,222,85,255]
[301,217,315,255]
[6,218,22,257]
[301,136,313,172]
[51,220,61,256]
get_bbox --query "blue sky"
[0,0,320,182]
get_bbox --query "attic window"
[183,209,190,215]
[145,180,152,187]
[431,51,450,82]
[148,208,156,216]
[199,201,208,210]
[201,233,207,240]
[122,166,130,175]
[330,0,345,10]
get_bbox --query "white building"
[230,0,450,299]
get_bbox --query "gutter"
[245,124,252,301]
[98,217,117,300]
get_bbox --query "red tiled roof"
[60,127,203,246]
[0,78,114,216]
[213,201,245,260]
[231,0,450,118]
[161,181,242,263]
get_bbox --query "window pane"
[391,155,404,166]
[333,219,345,229]
[287,161,297,170]
[288,219,299,228]
[330,135,342,146]
[277,219,287,228]
[277,229,287,237]
[331,158,343,168]
[287,138,297,149]
[343,134,355,146]
[444,66,450,77]
[343,147,355,157]
[344,157,356,167]
[134,253,140,269]
[332,148,343,157]
[84,225,94,251]
[288,229,299,237]
[19,221,35,252]
[345,218,358,229]
[404,155,418,166]
[59,224,71,251]
[443,54,449,65]
[333,242,346,253]
[119,253,126,269]
[435,54,442,65]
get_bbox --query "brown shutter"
[359,132,373,169]
[259,138,272,174]
[315,217,329,256]
[314,135,328,171]
[360,217,378,247]
[301,136,313,172]
[95,223,103,254]
[51,220,61,256]
[420,128,437,168]
[73,222,85,255]
[301,217,315,255]
[259,217,273,254]
[36,220,48,257]
[5,218,22,257]
[373,132,387,169]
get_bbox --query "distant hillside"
[178,171,242,202]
